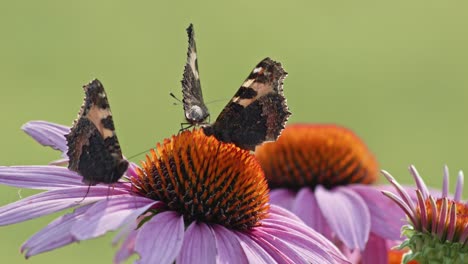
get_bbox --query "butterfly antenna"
[205,98,230,105]
[75,184,92,204]
[170,92,183,105]
[126,149,152,161]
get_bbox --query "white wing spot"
[189,50,199,80]
[253,67,263,74]
[242,79,255,87]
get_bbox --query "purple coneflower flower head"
[0,120,349,264]
[383,165,468,263]
[255,124,406,263]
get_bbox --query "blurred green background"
[1,0,467,263]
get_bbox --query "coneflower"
[255,124,406,263]
[0,121,349,263]
[383,165,468,263]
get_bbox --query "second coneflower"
[383,165,468,264]
[0,121,348,263]
[255,124,406,263]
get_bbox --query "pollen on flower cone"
[132,129,270,230]
[255,124,378,190]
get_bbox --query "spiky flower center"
[399,196,468,263]
[255,124,378,190]
[132,129,269,230]
[420,198,468,244]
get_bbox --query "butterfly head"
[185,105,210,125]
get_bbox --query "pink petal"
[382,170,416,213]
[255,226,347,264]
[381,190,418,228]
[235,231,277,263]
[0,186,131,225]
[258,222,348,263]
[71,196,157,240]
[0,166,83,190]
[454,170,464,201]
[442,166,449,197]
[409,165,430,200]
[248,230,294,263]
[135,211,184,264]
[263,207,349,263]
[126,162,141,179]
[212,225,248,264]
[255,227,335,263]
[21,204,92,258]
[351,185,405,240]
[113,220,138,246]
[114,229,138,264]
[22,121,69,155]
[177,222,217,264]
[268,204,302,221]
[269,189,296,210]
[316,186,371,250]
[292,187,333,239]
[361,233,388,264]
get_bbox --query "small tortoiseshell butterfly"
[65,79,128,185]
[181,23,210,127]
[181,24,291,151]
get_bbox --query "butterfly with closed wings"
[66,79,128,185]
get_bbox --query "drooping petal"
[22,121,69,155]
[114,228,138,264]
[212,225,248,264]
[135,211,184,264]
[113,219,137,246]
[235,231,278,264]
[264,206,349,263]
[21,204,92,258]
[0,186,131,225]
[316,186,371,250]
[268,204,302,221]
[71,196,158,240]
[351,185,404,240]
[361,233,388,264]
[292,187,332,238]
[269,189,296,210]
[252,227,336,264]
[249,231,294,263]
[0,166,82,190]
[177,222,217,264]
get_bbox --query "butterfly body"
[66,79,128,185]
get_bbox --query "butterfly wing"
[181,24,210,125]
[66,79,128,185]
[203,57,290,151]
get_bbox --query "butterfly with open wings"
[180,24,291,151]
